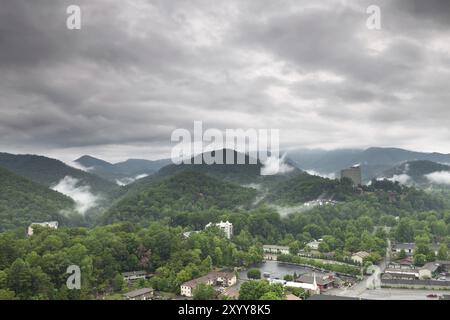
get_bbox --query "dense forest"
[0,167,76,232]
[0,222,262,299]
[101,171,258,225]
[0,153,118,195]
[266,173,356,204]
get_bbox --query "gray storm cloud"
[1,0,450,161]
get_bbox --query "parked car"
[426,294,438,298]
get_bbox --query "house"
[122,271,151,282]
[295,273,335,292]
[27,221,58,236]
[392,242,441,257]
[306,239,322,251]
[263,245,290,255]
[123,288,154,300]
[205,221,233,239]
[180,271,237,297]
[392,243,415,256]
[351,251,370,264]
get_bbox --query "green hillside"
[101,171,258,225]
[266,173,356,205]
[0,167,75,231]
[0,152,118,195]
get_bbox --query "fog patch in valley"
[115,173,149,186]
[425,171,450,185]
[260,154,294,176]
[52,176,100,214]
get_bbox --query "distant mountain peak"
[75,155,113,166]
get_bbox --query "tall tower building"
[340,165,362,186]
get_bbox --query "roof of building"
[122,270,148,277]
[352,251,370,258]
[123,288,153,298]
[296,274,334,286]
[381,273,416,280]
[263,245,289,250]
[422,262,439,273]
[398,257,414,265]
[284,281,316,290]
[181,271,235,288]
[384,268,419,275]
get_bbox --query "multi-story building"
[205,221,233,239]
[340,165,362,186]
[180,271,237,297]
[27,221,59,236]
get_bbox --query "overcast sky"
[1,0,449,162]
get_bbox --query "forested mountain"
[381,160,450,187]
[101,171,258,225]
[114,158,171,175]
[0,153,117,195]
[266,173,356,205]
[74,155,170,182]
[288,147,450,182]
[155,149,301,184]
[0,167,75,231]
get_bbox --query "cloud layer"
[1,0,450,161]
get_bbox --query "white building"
[306,239,322,251]
[270,274,320,295]
[205,221,233,239]
[263,245,290,255]
[27,221,58,236]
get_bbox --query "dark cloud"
[0,0,449,162]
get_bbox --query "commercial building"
[263,245,290,255]
[205,221,233,239]
[340,165,362,186]
[27,221,58,236]
[180,271,237,297]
